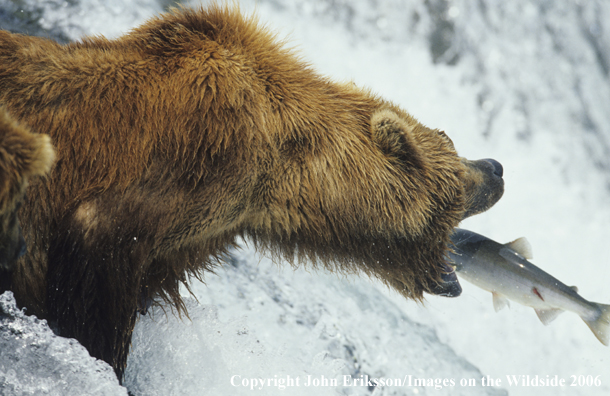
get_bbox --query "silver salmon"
[448,228,610,346]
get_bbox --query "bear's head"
[370,108,503,297]
[0,109,55,270]
[371,108,504,220]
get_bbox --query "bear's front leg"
[46,221,148,382]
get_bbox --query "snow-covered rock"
[0,292,128,396]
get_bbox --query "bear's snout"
[460,157,505,220]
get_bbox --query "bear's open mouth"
[431,261,462,297]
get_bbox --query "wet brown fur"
[0,108,55,271]
[0,5,502,379]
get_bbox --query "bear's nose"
[483,158,503,178]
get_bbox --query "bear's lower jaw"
[427,262,462,297]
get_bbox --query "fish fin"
[534,308,563,325]
[492,292,510,312]
[582,303,610,346]
[505,237,533,260]
[570,286,579,293]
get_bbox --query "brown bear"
[0,108,55,273]
[0,5,504,381]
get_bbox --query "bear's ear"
[370,109,422,167]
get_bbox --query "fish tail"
[583,303,610,346]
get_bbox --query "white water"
[0,0,608,395]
